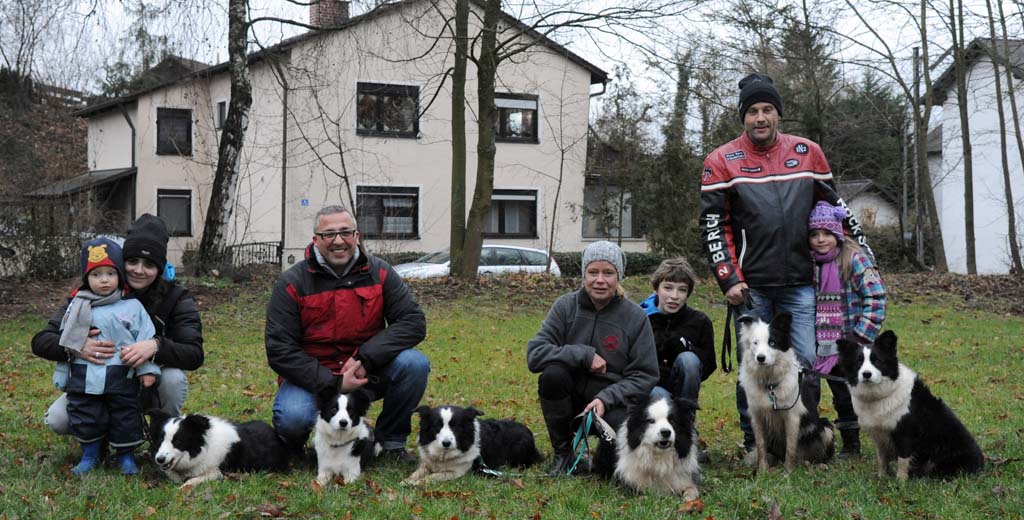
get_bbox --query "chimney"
[310,0,349,28]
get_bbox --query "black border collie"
[313,389,378,485]
[737,313,835,472]
[147,409,289,488]
[593,394,701,499]
[403,405,542,485]
[837,332,984,479]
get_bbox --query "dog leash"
[802,366,848,384]
[721,288,754,374]
[566,410,616,476]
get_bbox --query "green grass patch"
[1,277,1021,518]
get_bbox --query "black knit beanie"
[737,73,783,121]
[123,213,169,271]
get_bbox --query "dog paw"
[681,487,700,502]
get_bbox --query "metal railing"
[224,241,282,268]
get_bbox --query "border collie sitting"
[403,405,542,485]
[593,395,701,499]
[313,389,379,485]
[147,409,289,488]
[837,332,984,479]
[737,313,835,472]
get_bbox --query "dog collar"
[329,440,357,449]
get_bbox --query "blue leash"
[566,410,595,476]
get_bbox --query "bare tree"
[983,0,1023,273]
[948,0,976,273]
[838,0,948,271]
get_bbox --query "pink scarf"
[813,248,842,373]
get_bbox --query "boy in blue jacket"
[55,237,159,476]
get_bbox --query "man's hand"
[583,398,606,417]
[78,329,116,365]
[725,282,750,306]
[589,354,607,374]
[339,358,369,392]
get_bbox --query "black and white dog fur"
[403,405,542,485]
[837,332,984,479]
[737,313,835,472]
[313,389,379,485]
[595,394,701,499]
[147,409,290,488]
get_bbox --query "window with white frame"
[494,94,538,143]
[485,189,537,238]
[156,108,192,156]
[356,83,419,138]
[157,189,192,237]
[356,186,419,239]
[215,100,227,129]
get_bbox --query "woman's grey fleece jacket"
[526,290,659,408]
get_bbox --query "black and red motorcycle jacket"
[699,131,870,294]
[265,244,426,395]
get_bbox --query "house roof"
[932,38,1024,104]
[837,178,898,206]
[75,0,609,118]
[25,167,136,198]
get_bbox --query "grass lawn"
[1,274,1021,519]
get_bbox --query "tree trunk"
[984,0,1023,273]
[448,0,469,277]
[195,0,251,273]
[454,0,500,280]
[917,0,947,272]
[951,0,976,273]
[996,1,1024,187]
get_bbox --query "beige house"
[65,0,648,270]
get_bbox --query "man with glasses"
[265,205,429,464]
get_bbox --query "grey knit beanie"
[581,241,626,278]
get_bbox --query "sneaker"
[379,448,417,464]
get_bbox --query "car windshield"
[413,250,450,264]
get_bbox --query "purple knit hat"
[808,201,847,242]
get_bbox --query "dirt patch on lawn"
[2,271,1022,322]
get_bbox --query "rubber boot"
[72,441,102,477]
[540,397,575,476]
[839,428,861,459]
[117,450,139,475]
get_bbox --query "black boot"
[839,428,861,459]
[540,397,575,476]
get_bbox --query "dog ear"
[625,392,649,411]
[465,407,484,418]
[836,338,860,358]
[874,330,898,355]
[415,405,432,418]
[770,312,792,336]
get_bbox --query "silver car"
[394,245,561,279]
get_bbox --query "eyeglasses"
[315,229,357,241]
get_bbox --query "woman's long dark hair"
[135,276,172,315]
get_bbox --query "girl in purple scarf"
[809,201,887,459]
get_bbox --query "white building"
[931,38,1024,274]
[44,0,649,270]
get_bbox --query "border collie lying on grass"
[147,409,289,488]
[403,405,542,485]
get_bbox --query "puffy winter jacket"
[699,131,870,294]
[264,244,426,395]
[33,282,204,371]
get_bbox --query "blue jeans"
[733,285,817,448]
[651,351,702,401]
[272,349,430,451]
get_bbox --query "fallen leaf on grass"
[677,499,704,514]
[768,498,782,520]
[511,478,525,489]
[310,480,323,492]
[365,479,382,495]
[422,490,476,500]
[255,503,288,517]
